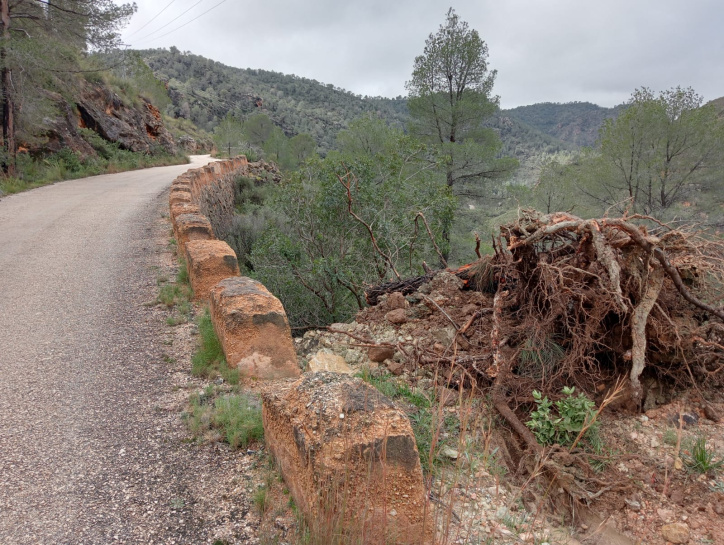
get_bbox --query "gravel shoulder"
[0,158,260,544]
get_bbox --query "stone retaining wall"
[168,157,300,381]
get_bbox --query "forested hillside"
[139,47,408,154]
[137,47,591,185]
[506,101,621,147]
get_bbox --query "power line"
[133,0,204,43]
[126,0,177,38]
[135,0,230,45]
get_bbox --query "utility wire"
[126,0,177,38]
[135,0,230,45]
[133,0,204,43]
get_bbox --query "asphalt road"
[0,156,253,544]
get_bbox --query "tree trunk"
[0,0,14,176]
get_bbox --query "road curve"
[0,157,251,544]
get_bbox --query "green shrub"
[526,386,598,447]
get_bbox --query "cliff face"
[40,82,177,157]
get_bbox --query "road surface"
[0,157,255,544]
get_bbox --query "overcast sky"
[121,0,724,109]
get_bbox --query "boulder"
[174,213,215,250]
[308,351,353,374]
[387,291,406,310]
[263,372,430,544]
[661,522,689,544]
[209,277,300,379]
[386,308,407,325]
[368,346,395,363]
[184,240,240,301]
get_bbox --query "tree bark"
[1,0,14,176]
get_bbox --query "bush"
[526,386,598,447]
[251,122,454,329]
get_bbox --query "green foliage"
[186,388,262,449]
[406,9,516,191]
[538,86,724,221]
[683,436,724,474]
[214,113,247,157]
[253,486,269,515]
[405,9,516,258]
[663,428,679,446]
[526,387,598,447]
[226,175,279,272]
[213,394,264,449]
[0,135,186,196]
[250,119,455,328]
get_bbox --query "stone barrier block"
[263,372,430,544]
[174,213,215,250]
[170,202,200,223]
[169,187,192,206]
[184,240,240,301]
[209,277,300,380]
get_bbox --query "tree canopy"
[406,8,516,192]
[0,0,136,173]
[534,87,724,221]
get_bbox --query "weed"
[213,393,264,449]
[526,386,598,447]
[663,428,678,446]
[158,284,184,307]
[518,336,564,379]
[191,310,226,377]
[254,486,269,515]
[683,436,724,474]
[177,258,189,285]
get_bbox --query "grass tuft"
[683,436,724,474]
[214,393,264,449]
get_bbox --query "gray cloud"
[123,0,724,108]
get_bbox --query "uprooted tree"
[365,208,724,505]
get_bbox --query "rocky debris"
[209,276,300,380]
[178,135,197,152]
[661,522,690,544]
[262,372,430,544]
[173,213,214,251]
[387,291,406,309]
[307,350,353,374]
[184,240,240,301]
